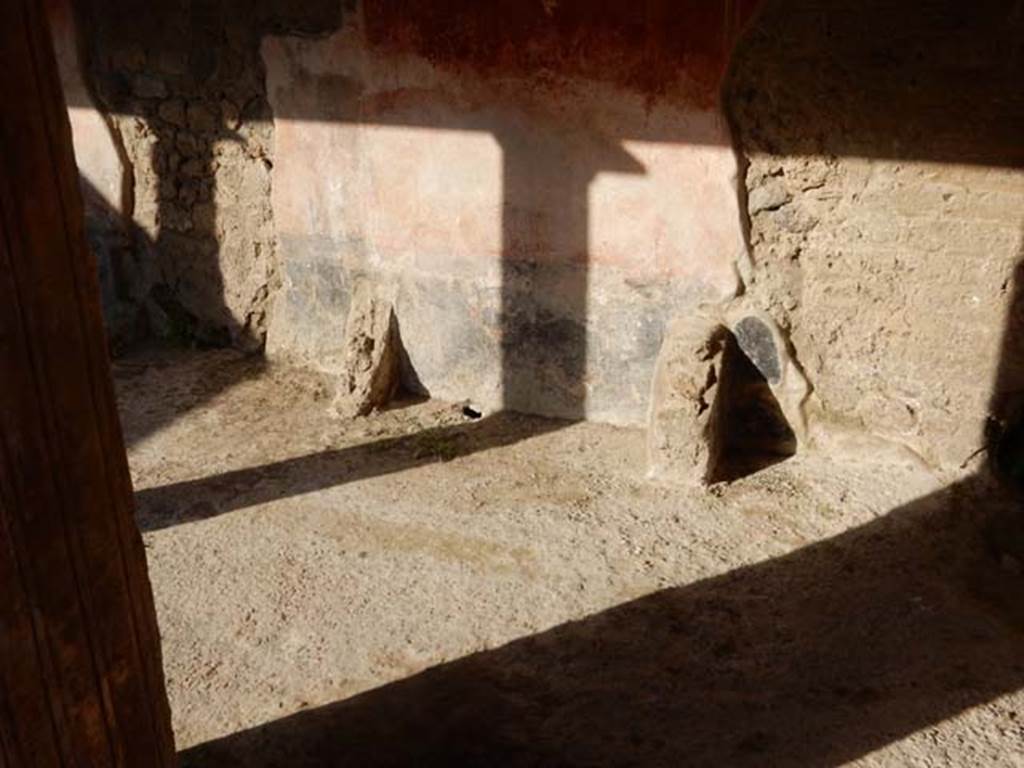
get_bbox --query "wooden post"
[0,2,176,765]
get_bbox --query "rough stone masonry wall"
[67,0,340,348]
[727,0,1024,468]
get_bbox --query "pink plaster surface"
[589,138,743,283]
[263,10,748,422]
[47,0,125,215]
[265,20,743,294]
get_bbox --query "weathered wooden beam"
[0,2,176,765]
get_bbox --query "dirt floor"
[114,347,1024,767]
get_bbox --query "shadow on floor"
[177,474,1023,767]
[114,347,267,450]
[133,410,572,532]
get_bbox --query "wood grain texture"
[0,2,176,765]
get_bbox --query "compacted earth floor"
[115,347,1024,767]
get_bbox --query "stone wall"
[62,0,341,348]
[727,0,1024,467]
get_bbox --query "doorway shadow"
[178,472,1023,767]
[132,410,569,532]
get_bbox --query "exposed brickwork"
[73,0,340,348]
